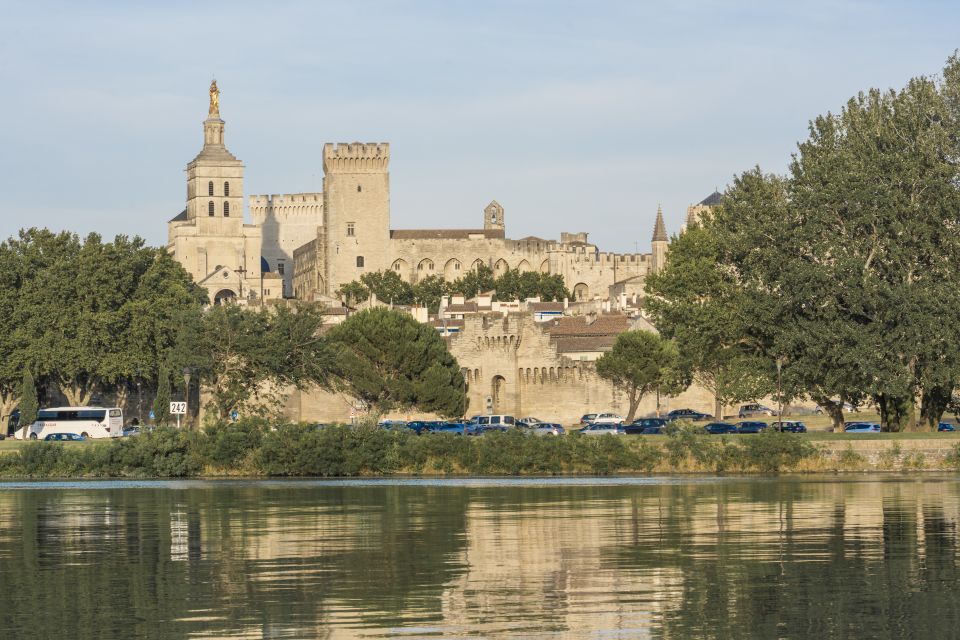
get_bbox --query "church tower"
[169,82,262,303]
[651,204,668,273]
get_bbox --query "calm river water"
[1,476,959,639]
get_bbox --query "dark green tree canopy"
[596,330,687,422]
[325,308,466,418]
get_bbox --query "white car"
[517,417,543,427]
[580,423,624,436]
[591,413,624,425]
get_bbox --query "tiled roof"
[529,302,565,312]
[428,319,465,328]
[554,335,618,353]
[169,208,187,222]
[546,314,630,337]
[390,229,505,240]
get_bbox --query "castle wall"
[250,192,323,297]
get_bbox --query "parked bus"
[15,407,123,440]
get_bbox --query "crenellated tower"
[320,142,391,296]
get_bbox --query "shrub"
[837,445,866,470]
[739,430,818,473]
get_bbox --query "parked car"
[44,433,85,442]
[772,421,807,433]
[579,423,624,436]
[704,422,739,435]
[667,409,714,422]
[592,413,625,425]
[736,421,768,434]
[640,425,666,435]
[815,401,856,414]
[405,421,445,435]
[526,423,565,436]
[844,422,881,433]
[121,426,142,437]
[517,417,543,427]
[579,414,598,426]
[430,422,473,435]
[378,420,408,430]
[938,423,957,432]
[624,418,668,435]
[474,425,510,436]
[468,415,517,428]
[738,403,776,418]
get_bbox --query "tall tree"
[153,366,171,425]
[19,370,38,438]
[325,308,466,419]
[596,330,688,422]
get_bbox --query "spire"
[652,204,668,243]
[208,79,220,118]
[194,81,236,162]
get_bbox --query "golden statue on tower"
[208,80,220,117]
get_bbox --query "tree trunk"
[714,396,723,421]
[812,394,844,431]
[919,384,952,431]
[60,383,92,407]
[876,394,914,432]
[0,391,18,438]
[115,384,130,413]
[626,387,642,423]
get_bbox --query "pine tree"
[153,367,171,425]
[19,370,38,433]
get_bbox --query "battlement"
[322,142,390,173]
[249,193,322,207]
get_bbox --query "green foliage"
[663,428,818,474]
[325,308,466,417]
[595,330,687,422]
[738,430,818,473]
[490,268,571,302]
[204,419,265,468]
[19,370,38,428]
[412,275,450,313]
[836,446,867,470]
[451,264,495,299]
[153,366,171,425]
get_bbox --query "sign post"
[170,401,187,428]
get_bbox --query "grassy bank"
[2,421,960,479]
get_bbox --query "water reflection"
[0,478,959,638]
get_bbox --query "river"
[0,476,958,639]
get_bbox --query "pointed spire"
[652,204,668,243]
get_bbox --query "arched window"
[208,201,214,216]
[356,256,365,268]
[224,201,230,216]
[208,181,214,196]
[224,182,230,197]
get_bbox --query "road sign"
[170,402,187,415]
[231,410,238,421]
[149,410,155,420]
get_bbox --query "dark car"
[938,423,957,432]
[736,421,768,434]
[429,422,474,435]
[773,421,807,433]
[667,409,714,422]
[624,418,668,435]
[640,425,665,435]
[579,414,598,426]
[44,433,85,442]
[405,421,445,435]
[704,422,738,434]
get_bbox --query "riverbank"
[2,422,960,479]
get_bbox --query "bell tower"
[484,200,504,231]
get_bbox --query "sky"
[1,1,958,253]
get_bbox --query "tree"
[492,269,571,302]
[412,275,451,313]
[595,331,687,422]
[450,265,495,299]
[19,370,38,438]
[176,303,331,420]
[325,308,466,418]
[153,366,171,425]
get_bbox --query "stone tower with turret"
[319,143,391,297]
[651,204,668,273]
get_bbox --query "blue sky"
[1,1,957,252]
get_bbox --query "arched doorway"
[573,283,589,301]
[214,289,237,305]
[492,375,506,413]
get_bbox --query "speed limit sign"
[170,401,187,415]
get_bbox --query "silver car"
[579,423,624,436]
[527,423,565,436]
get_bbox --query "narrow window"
[346,222,355,237]
[208,181,214,196]
[208,201,214,216]
[277,262,285,275]
[224,182,230,197]
[357,184,362,193]
[224,201,230,216]
[356,256,364,268]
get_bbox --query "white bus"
[15,407,123,440]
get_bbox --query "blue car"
[44,433,85,441]
[624,418,668,435]
[773,421,808,433]
[736,421,768,434]
[704,422,738,435]
[844,422,881,433]
[428,422,474,435]
[938,423,957,432]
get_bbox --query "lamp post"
[776,357,784,427]
[182,367,192,429]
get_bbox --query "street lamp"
[776,357,784,426]
[182,367,192,429]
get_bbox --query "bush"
[204,419,265,469]
[739,430,818,473]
